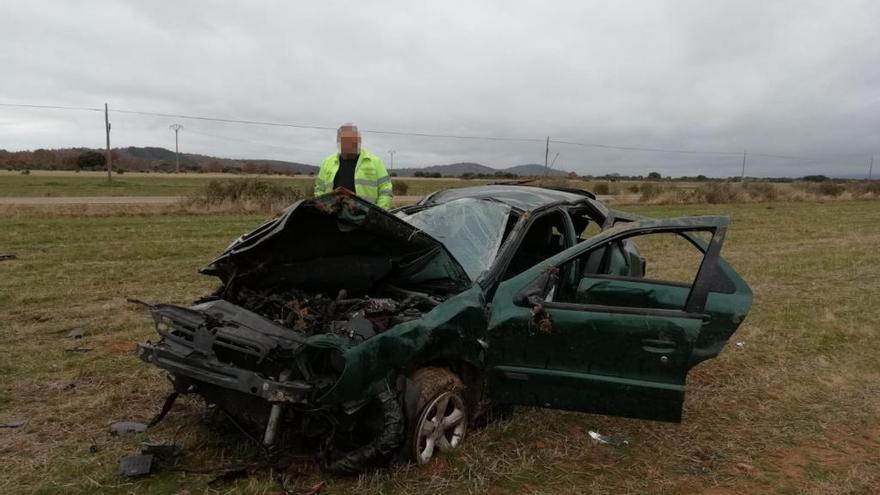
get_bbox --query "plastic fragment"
[118,454,154,477]
[588,430,630,446]
[110,421,148,436]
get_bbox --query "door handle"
[641,338,676,354]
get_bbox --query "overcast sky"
[1,0,878,177]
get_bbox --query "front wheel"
[406,367,468,464]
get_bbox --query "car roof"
[421,185,597,211]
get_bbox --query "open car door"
[486,216,752,422]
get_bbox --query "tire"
[406,367,468,464]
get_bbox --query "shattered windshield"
[398,198,511,280]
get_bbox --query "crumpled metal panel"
[308,285,488,412]
[200,191,472,294]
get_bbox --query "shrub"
[640,182,664,201]
[807,182,844,197]
[743,182,777,201]
[188,179,304,212]
[593,182,610,195]
[627,183,640,193]
[20,169,30,175]
[701,183,741,204]
[392,180,409,195]
[77,151,106,170]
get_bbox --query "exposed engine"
[221,285,441,342]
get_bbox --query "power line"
[550,138,742,156]
[2,100,876,163]
[0,102,103,112]
[112,108,546,143]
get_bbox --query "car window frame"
[513,222,728,319]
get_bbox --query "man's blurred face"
[338,127,361,158]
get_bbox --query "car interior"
[503,211,570,280]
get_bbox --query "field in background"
[0,171,494,198]
[2,170,877,206]
[1,201,879,494]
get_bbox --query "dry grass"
[1,201,880,494]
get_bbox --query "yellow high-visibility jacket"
[314,150,393,209]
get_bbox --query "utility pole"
[104,103,112,182]
[544,136,550,177]
[388,149,395,172]
[169,124,184,173]
[740,150,747,181]
[549,152,559,170]
[869,155,874,180]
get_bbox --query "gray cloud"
[1,0,877,177]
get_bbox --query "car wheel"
[407,367,468,464]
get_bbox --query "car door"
[486,216,752,423]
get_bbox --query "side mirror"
[513,268,559,307]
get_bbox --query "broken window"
[398,198,511,280]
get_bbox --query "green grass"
[0,171,493,197]
[1,201,879,494]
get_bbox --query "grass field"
[0,171,494,198]
[1,201,879,494]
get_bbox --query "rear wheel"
[407,367,468,464]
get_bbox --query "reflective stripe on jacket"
[314,149,393,209]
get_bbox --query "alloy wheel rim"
[415,391,467,463]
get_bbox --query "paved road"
[0,196,183,205]
[0,193,637,206]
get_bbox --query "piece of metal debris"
[208,468,249,486]
[119,454,154,477]
[301,480,326,495]
[141,441,181,461]
[0,254,16,262]
[0,420,27,429]
[588,430,630,446]
[110,421,148,436]
[64,345,94,353]
[67,328,87,339]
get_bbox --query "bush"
[188,179,304,212]
[392,180,409,195]
[701,183,741,204]
[807,182,844,197]
[593,182,610,195]
[743,182,777,201]
[627,183,640,193]
[20,169,30,175]
[77,151,106,170]
[640,182,664,201]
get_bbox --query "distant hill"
[393,162,570,177]
[0,146,573,177]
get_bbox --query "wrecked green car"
[137,185,752,473]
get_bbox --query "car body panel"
[485,215,752,422]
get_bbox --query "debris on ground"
[735,341,746,349]
[110,421,148,436]
[0,254,16,262]
[0,420,27,429]
[208,467,249,486]
[118,454,154,477]
[64,345,94,353]
[61,383,76,392]
[300,480,326,495]
[588,430,630,446]
[67,328,87,339]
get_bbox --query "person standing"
[314,123,393,209]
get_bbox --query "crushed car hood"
[200,192,472,295]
